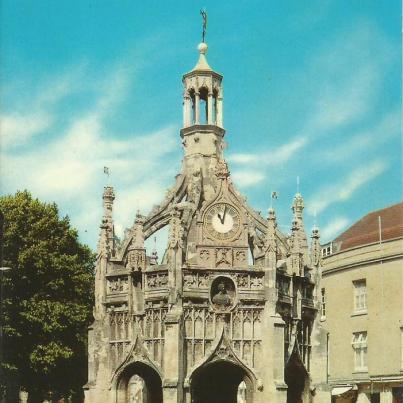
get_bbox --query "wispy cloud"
[228,137,308,189]
[307,160,387,214]
[231,170,265,187]
[318,109,400,164]
[320,216,350,242]
[229,137,308,166]
[0,65,90,150]
[0,113,53,148]
[0,59,179,247]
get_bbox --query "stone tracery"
[85,36,327,403]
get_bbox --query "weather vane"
[200,9,207,43]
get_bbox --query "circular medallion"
[210,276,236,311]
[204,202,241,241]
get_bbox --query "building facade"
[321,202,403,403]
[85,41,328,403]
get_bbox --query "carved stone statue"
[212,282,232,307]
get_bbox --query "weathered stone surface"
[85,41,328,403]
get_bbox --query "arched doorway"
[191,360,254,403]
[116,362,162,403]
[284,353,310,403]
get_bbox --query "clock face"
[204,203,241,240]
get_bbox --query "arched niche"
[284,350,310,403]
[199,86,209,124]
[190,360,254,403]
[116,361,162,403]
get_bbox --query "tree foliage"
[1,191,95,402]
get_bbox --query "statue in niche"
[211,277,235,311]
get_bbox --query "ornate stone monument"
[85,29,328,403]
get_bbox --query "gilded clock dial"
[205,203,241,240]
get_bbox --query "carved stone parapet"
[235,273,264,290]
[196,246,248,268]
[198,247,214,266]
[145,272,169,290]
[107,276,129,294]
[233,248,247,266]
[183,271,210,289]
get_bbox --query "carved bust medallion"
[204,202,241,241]
[210,276,236,311]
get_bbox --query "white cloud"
[307,160,387,214]
[0,113,53,148]
[1,65,90,150]
[320,216,350,242]
[0,60,179,249]
[231,170,265,187]
[1,117,178,244]
[229,136,307,167]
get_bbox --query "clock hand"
[217,212,224,224]
[222,206,227,223]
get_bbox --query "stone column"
[207,92,213,124]
[183,93,191,127]
[380,387,393,403]
[272,316,287,387]
[195,92,200,124]
[217,97,223,127]
[162,311,184,403]
[260,312,287,402]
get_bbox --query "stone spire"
[291,193,309,267]
[264,207,277,267]
[126,211,146,273]
[127,211,146,313]
[288,217,302,276]
[287,193,309,276]
[98,186,115,257]
[94,186,115,318]
[292,193,304,224]
[264,207,278,306]
[131,211,145,249]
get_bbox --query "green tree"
[0,191,95,402]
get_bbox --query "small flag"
[271,191,278,199]
[104,166,110,176]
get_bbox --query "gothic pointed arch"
[285,341,310,403]
[187,328,261,403]
[110,334,163,387]
[187,327,258,385]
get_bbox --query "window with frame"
[352,332,367,371]
[321,244,332,257]
[320,288,326,319]
[353,280,367,313]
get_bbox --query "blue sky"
[1,0,401,252]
